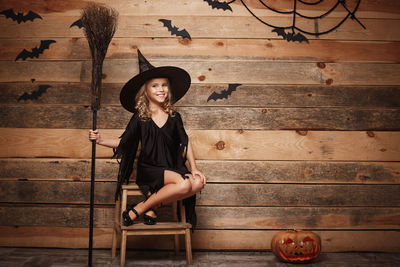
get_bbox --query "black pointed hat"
[120,50,191,113]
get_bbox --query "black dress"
[113,111,196,227]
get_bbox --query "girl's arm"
[89,129,120,148]
[187,140,206,185]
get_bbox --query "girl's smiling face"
[145,78,169,105]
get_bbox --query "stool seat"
[111,183,193,266]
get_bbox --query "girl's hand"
[89,129,102,144]
[192,169,206,186]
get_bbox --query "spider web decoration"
[206,0,366,43]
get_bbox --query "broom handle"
[89,109,97,266]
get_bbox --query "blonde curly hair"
[135,79,176,120]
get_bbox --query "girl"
[89,50,206,226]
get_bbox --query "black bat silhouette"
[204,0,233,12]
[272,28,309,43]
[207,83,241,102]
[159,19,191,40]
[18,85,51,101]
[70,19,83,28]
[0,9,42,24]
[15,40,56,61]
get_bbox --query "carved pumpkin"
[271,230,321,263]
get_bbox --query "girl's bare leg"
[128,170,204,220]
[143,201,160,218]
[160,173,204,204]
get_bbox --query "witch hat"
[120,50,191,113]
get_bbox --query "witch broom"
[81,4,118,266]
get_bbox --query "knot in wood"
[366,131,375,138]
[296,130,308,136]
[179,38,191,45]
[356,173,368,182]
[215,141,225,150]
[303,167,313,177]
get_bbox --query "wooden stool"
[111,184,192,266]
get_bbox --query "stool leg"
[185,229,192,265]
[120,189,128,267]
[112,198,121,257]
[112,225,118,258]
[120,230,127,267]
[121,189,127,217]
[174,234,180,255]
[172,200,180,255]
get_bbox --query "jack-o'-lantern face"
[271,230,321,263]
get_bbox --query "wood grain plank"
[2,83,399,108]
[2,0,398,18]
[179,107,400,130]
[0,16,399,41]
[0,226,399,251]
[2,159,399,184]
[0,204,173,227]
[0,61,83,83]
[196,206,400,230]
[182,85,400,107]
[2,38,400,63]
[195,160,400,184]
[2,105,399,130]
[190,130,400,161]
[2,60,400,85]
[0,82,96,105]
[1,128,399,161]
[191,230,400,252]
[1,0,399,19]
[1,181,400,206]
[2,205,399,230]
[0,128,118,159]
[197,184,400,207]
[0,180,117,204]
[0,159,120,181]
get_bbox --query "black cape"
[112,112,196,228]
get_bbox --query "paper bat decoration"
[204,0,233,12]
[0,9,42,24]
[159,19,191,40]
[18,85,51,101]
[272,28,309,43]
[207,83,241,102]
[70,19,83,28]
[15,40,56,61]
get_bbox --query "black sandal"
[122,204,139,226]
[143,208,157,225]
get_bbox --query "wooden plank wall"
[1,0,400,251]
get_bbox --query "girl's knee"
[192,177,204,193]
[178,178,192,195]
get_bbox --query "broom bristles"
[81,3,118,60]
[81,3,118,110]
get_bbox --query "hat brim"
[120,66,191,113]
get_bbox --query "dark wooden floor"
[1,248,400,267]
